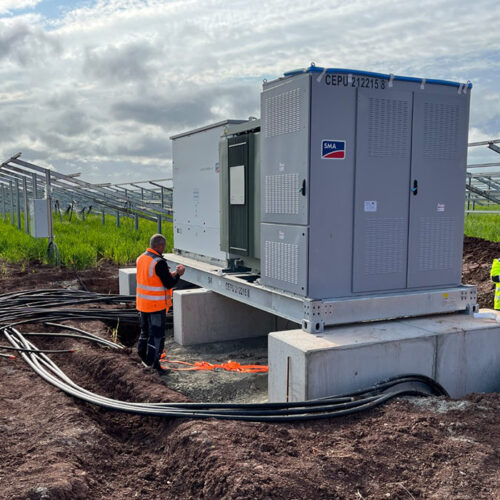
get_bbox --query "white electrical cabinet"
[261,67,471,299]
[29,199,49,238]
[171,120,245,263]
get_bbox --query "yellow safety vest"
[136,248,173,313]
[491,258,500,311]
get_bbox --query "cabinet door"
[261,74,310,225]
[407,92,469,288]
[228,135,249,256]
[352,89,413,293]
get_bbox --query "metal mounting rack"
[466,138,500,208]
[0,154,173,238]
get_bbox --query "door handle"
[411,179,418,196]
[300,179,306,196]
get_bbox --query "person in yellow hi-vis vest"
[136,234,185,373]
[491,258,500,311]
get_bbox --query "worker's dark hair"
[150,234,166,250]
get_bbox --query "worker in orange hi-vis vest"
[136,234,185,373]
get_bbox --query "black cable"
[3,327,446,423]
[0,345,75,354]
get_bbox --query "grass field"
[0,207,497,269]
[0,214,173,269]
[464,205,500,242]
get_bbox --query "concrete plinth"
[119,268,136,296]
[268,310,500,402]
[174,288,292,345]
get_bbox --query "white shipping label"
[437,203,445,212]
[278,230,285,240]
[230,165,245,205]
[364,201,377,212]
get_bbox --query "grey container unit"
[261,67,471,299]
[171,120,245,264]
[219,119,261,271]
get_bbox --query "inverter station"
[169,66,477,332]
[121,66,499,401]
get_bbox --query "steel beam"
[165,254,478,332]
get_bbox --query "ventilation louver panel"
[264,173,299,214]
[418,216,456,271]
[264,240,299,285]
[264,88,301,138]
[423,103,459,160]
[368,98,409,158]
[364,217,406,275]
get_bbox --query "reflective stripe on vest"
[491,259,500,310]
[136,248,173,313]
[136,293,168,301]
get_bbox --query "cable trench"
[0,289,448,422]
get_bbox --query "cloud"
[0,0,498,183]
[82,40,159,84]
[0,20,61,66]
[0,0,41,15]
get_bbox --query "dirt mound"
[0,261,119,295]
[463,236,499,308]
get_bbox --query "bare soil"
[462,236,499,309]
[0,237,498,500]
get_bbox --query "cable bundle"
[0,289,142,328]
[2,326,448,423]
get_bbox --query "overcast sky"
[0,0,499,184]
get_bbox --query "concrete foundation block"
[119,268,136,296]
[269,311,500,402]
[174,288,281,345]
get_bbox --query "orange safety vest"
[136,248,173,313]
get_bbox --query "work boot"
[152,361,170,375]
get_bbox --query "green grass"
[0,214,173,269]
[464,205,500,242]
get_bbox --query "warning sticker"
[321,140,346,159]
[364,201,377,212]
[437,203,445,212]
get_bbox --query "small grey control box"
[29,199,49,238]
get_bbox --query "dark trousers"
[137,310,166,367]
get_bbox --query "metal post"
[23,177,29,233]
[15,178,21,229]
[161,187,165,209]
[45,171,54,245]
[1,185,5,220]
[116,211,120,227]
[134,214,139,232]
[141,187,144,200]
[157,214,162,234]
[32,173,37,199]
[9,181,14,225]
[81,209,85,222]
[467,175,471,213]
[101,211,105,225]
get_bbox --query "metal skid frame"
[166,253,478,333]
